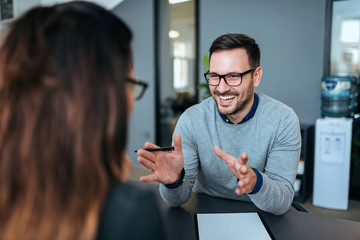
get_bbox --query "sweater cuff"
[248,168,263,194]
[164,168,185,189]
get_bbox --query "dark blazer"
[97,181,167,240]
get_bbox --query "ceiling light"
[169,30,180,39]
[169,0,191,4]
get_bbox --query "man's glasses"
[126,77,148,100]
[204,68,256,86]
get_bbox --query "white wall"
[15,0,41,16]
[113,0,156,164]
[199,0,327,125]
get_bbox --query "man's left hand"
[214,146,257,195]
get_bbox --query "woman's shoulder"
[97,181,166,240]
[101,181,160,215]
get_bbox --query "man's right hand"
[136,133,184,184]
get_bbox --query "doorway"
[155,0,198,146]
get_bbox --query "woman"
[0,1,165,239]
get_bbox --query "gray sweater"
[159,92,301,215]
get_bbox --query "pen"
[134,146,174,153]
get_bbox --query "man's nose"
[216,76,231,92]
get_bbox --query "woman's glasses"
[126,77,148,101]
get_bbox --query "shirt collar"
[219,93,259,124]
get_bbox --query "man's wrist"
[248,168,263,194]
[164,168,185,189]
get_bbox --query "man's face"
[209,48,259,123]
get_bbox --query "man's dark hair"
[209,33,260,68]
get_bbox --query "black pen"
[134,146,174,153]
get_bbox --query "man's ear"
[253,66,262,87]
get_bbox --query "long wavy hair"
[0,1,132,239]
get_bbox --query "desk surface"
[131,181,360,240]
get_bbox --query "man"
[137,33,301,215]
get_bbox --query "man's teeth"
[219,95,235,101]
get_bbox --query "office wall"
[199,0,327,125]
[15,0,41,15]
[113,0,156,164]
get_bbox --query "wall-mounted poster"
[0,0,14,21]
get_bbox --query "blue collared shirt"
[219,93,259,124]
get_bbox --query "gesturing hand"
[137,134,184,184]
[213,146,257,195]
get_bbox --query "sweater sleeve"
[159,112,199,207]
[247,110,301,215]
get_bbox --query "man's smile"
[217,94,237,106]
[219,95,236,101]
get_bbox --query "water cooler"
[313,117,352,210]
[313,76,356,210]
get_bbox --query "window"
[173,40,193,91]
[330,1,360,77]
[156,0,197,146]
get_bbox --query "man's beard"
[213,94,253,115]
[211,87,254,117]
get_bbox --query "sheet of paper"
[196,212,272,240]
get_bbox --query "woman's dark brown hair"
[0,1,132,239]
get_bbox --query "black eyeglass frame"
[204,68,256,86]
[126,77,148,100]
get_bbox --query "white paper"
[196,212,272,240]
